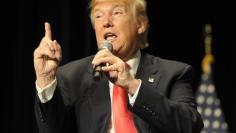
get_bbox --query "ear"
[137,16,148,34]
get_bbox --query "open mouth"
[104,32,117,41]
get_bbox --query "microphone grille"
[99,40,113,51]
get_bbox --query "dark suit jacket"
[35,52,203,133]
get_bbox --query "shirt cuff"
[128,79,142,106]
[36,78,57,103]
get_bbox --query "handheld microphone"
[93,40,113,79]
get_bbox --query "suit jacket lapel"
[136,52,161,88]
[87,63,111,132]
[133,52,161,132]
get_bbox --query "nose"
[103,14,113,28]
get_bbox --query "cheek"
[94,24,102,34]
[122,21,137,36]
[94,28,103,41]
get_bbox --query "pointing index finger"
[44,22,52,39]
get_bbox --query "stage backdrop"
[5,0,235,133]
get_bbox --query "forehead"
[92,0,131,10]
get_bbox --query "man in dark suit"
[34,0,204,132]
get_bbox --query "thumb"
[44,22,52,39]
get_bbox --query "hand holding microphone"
[93,40,113,79]
[92,40,139,94]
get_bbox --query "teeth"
[104,32,117,41]
[107,36,116,41]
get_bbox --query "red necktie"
[112,84,138,133]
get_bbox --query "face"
[92,0,145,61]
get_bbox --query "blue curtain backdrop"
[5,0,235,133]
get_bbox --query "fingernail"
[92,64,95,69]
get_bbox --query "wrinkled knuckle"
[33,49,39,56]
[58,44,61,49]
[120,62,125,67]
[41,37,47,42]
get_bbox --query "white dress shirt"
[36,50,142,133]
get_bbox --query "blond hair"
[89,0,149,49]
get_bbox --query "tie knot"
[125,62,131,69]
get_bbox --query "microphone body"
[93,41,113,79]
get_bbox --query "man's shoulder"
[144,52,190,66]
[143,52,192,72]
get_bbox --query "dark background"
[5,0,235,133]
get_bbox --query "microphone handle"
[93,65,102,78]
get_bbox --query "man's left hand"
[92,49,140,95]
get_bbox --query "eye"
[112,9,123,16]
[113,11,122,15]
[95,15,101,19]
[94,12,103,19]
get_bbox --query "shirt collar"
[126,50,141,77]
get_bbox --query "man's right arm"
[34,22,77,133]
[34,75,77,133]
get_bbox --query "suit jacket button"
[143,105,147,109]
[39,112,45,122]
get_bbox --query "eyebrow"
[93,4,126,13]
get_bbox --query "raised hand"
[34,22,62,88]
